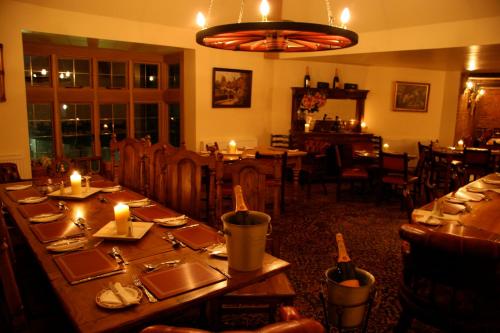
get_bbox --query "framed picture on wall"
[0,44,5,102]
[393,81,430,112]
[212,67,252,108]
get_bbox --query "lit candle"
[75,209,83,220]
[114,203,130,235]
[70,171,82,195]
[304,123,310,133]
[360,121,367,132]
[383,143,390,151]
[228,140,237,154]
[457,139,464,149]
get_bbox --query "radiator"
[0,153,31,179]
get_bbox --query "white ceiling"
[16,0,500,72]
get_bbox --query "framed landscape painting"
[393,81,430,112]
[212,68,252,108]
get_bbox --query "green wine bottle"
[333,233,360,287]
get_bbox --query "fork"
[133,276,157,303]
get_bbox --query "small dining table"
[0,178,290,333]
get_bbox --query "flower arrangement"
[299,91,327,113]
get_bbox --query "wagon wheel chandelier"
[195,0,358,52]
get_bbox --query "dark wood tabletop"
[0,179,290,333]
[412,172,500,240]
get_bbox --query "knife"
[208,264,231,279]
[70,269,126,285]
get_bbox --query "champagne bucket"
[324,266,375,329]
[221,210,271,272]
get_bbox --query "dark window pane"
[25,55,51,87]
[168,103,180,147]
[134,63,159,88]
[168,64,180,89]
[58,58,90,88]
[100,104,128,161]
[98,61,126,88]
[27,103,54,159]
[134,103,158,143]
[60,103,93,158]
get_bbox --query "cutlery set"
[162,232,186,248]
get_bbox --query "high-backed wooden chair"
[379,152,419,206]
[461,147,492,184]
[0,211,27,332]
[213,156,294,325]
[270,134,290,149]
[334,145,369,201]
[0,163,21,183]
[155,146,216,223]
[256,151,287,213]
[110,134,151,194]
[301,139,330,197]
[145,142,178,202]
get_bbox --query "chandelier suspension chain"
[207,0,214,26]
[238,0,245,23]
[324,0,334,26]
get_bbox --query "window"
[134,63,158,88]
[60,103,93,157]
[134,103,158,143]
[100,104,127,160]
[58,58,91,87]
[24,55,51,86]
[168,103,181,147]
[168,64,180,89]
[27,103,54,159]
[98,61,126,88]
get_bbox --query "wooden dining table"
[0,179,290,333]
[411,172,500,239]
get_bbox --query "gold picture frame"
[212,67,252,108]
[393,81,430,112]
[0,44,5,102]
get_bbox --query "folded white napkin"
[452,190,484,202]
[29,213,64,223]
[126,198,150,207]
[153,215,187,226]
[100,185,122,193]
[209,244,227,257]
[6,184,32,191]
[466,186,487,193]
[100,283,140,306]
[46,237,87,252]
[18,196,48,204]
[412,209,461,225]
[482,178,500,185]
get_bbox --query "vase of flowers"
[297,91,327,131]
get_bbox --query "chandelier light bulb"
[340,8,350,28]
[41,68,47,76]
[466,80,474,90]
[478,88,485,96]
[259,0,270,21]
[196,11,206,29]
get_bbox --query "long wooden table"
[1,180,290,333]
[412,172,500,239]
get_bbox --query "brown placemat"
[171,224,223,250]
[18,202,60,218]
[53,248,121,284]
[31,221,84,243]
[105,191,145,204]
[7,188,42,202]
[140,262,225,300]
[132,205,178,221]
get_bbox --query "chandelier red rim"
[196,21,358,52]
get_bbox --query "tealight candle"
[360,121,367,132]
[383,143,390,151]
[114,203,130,235]
[457,139,464,149]
[228,140,237,154]
[304,123,310,132]
[70,171,82,195]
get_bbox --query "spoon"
[111,246,128,265]
[143,260,180,272]
[58,201,69,211]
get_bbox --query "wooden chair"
[110,134,151,194]
[205,142,220,155]
[155,145,216,223]
[0,163,21,183]
[145,142,178,202]
[414,142,432,202]
[0,211,27,332]
[395,223,500,333]
[301,139,330,197]
[334,145,369,201]
[379,152,419,205]
[270,134,290,149]
[213,156,294,325]
[461,147,492,184]
[256,151,287,213]
[142,306,324,333]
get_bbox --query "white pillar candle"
[70,171,82,195]
[228,140,237,154]
[304,123,310,133]
[114,203,130,235]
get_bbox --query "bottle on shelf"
[332,233,360,287]
[304,66,311,88]
[333,68,340,89]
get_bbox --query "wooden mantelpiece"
[290,131,374,149]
